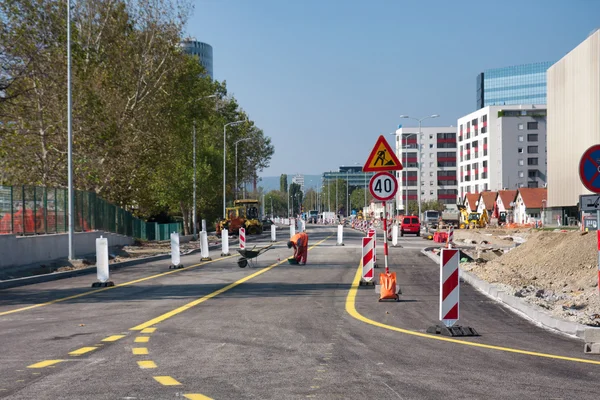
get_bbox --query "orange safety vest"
[290,232,308,247]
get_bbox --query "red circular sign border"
[369,172,398,202]
[579,144,600,194]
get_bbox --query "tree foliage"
[279,174,287,193]
[0,0,274,233]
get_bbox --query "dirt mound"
[463,230,600,326]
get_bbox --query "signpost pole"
[383,201,389,274]
[597,210,600,294]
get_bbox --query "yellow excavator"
[215,199,263,237]
[467,209,489,229]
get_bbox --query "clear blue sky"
[188,0,600,176]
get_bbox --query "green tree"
[280,174,288,192]
[289,182,302,215]
[350,187,366,213]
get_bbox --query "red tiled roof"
[465,193,480,211]
[497,190,517,208]
[479,191,497,211]
[518,188,547,208]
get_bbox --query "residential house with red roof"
[477,191,497,215]
[513,188,547,224]
[493,190,517,224]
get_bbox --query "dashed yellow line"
[137,360,157,369]
[27,360,64,369]
[68,347,96,356]
[346,261,600,366]
[184,394,214,400]
[141,327,156,334]
[132,348,148,355]
[134,336,149,343]
[0,255,237,317]
[130,236,333,331]
[153,376,181,386]
[102,335,125,342]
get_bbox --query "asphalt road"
[1,224,600,399]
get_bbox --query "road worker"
[287,231,309,265]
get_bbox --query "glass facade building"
[180,39,213,79]
[476,62,554,109]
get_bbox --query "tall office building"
[180,38,214,79]
[457,105,547,200]
[392,126,458,208]
[292,174,305,192]
[476,61,554,109]
[546,29,600,223]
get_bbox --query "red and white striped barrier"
[387,221,392,241]
[447,226,454,248]
[367,228,377,267]
[439,248,459,327]
[239,227,246,250]
[361,236,374,283]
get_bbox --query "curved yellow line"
[345,261,600,365]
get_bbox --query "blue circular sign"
[579,145,600,194]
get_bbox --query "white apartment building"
[392,126,458,210]
[457,105,547,200]
[292,174,305,192]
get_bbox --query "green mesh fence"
[0,185,182,240]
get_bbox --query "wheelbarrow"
[237,244,273,268]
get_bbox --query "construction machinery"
[215,199,263,237]
[440,205,461,228]
[467,209,489,229]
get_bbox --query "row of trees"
[0,0,274,234]
[263,179,447,218]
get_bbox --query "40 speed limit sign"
[369,172,398,202]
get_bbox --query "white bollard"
[271,224,276,242]
[221,228,230,256]
[170,232,183,269]
[290,223,295,238]
[200,230,211,261]
[337,224,344,246]
[202,219,207,233]
[93,236,113,287]
[392,224,399,247]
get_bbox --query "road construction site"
[1,223,600,399]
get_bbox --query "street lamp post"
[399,114,439,219]
[234,138,251,201]
[346,170,349,218]
[67,0,74,260]
[223,120,246,219]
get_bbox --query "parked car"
[400,216,420,237]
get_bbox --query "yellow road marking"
[68,347,96,356]
[184,394,214,400]
[132,348,148,355]
[153,376,181,386]
[27,360,63,369]
[134,336,149,343]
[137,360,157,369]
[346,261,600,366]
[130,236,333,331]
[311,386,320,389]
[0,255,238,317]
[32,373,41,375]
[141,328,156,334]
[16,380,24,383]
[102,335,125,342]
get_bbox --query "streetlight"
[192,94,217,240]
[67,0,74,260]
[389,131,418,215]
[399,114,439,219]
[223,120,246,219]
[346,169,349,218]
[234,137,251,200]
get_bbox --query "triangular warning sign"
[363,135,403,172]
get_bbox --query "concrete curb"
[421,246,592,340]
[0,233,270,291]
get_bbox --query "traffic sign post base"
[92,281,114,288]
[426,324,479,337]
[359,280,376,286]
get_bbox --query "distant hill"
[257,175,322,192]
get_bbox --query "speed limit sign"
[369,172,398,201]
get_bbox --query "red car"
[400,216,421,236]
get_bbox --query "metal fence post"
[21,185,25,235]
[10,186,14,234]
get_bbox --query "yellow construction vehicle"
[458,205,469,229]
[467,209,489,229]
[216,199,263,237]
